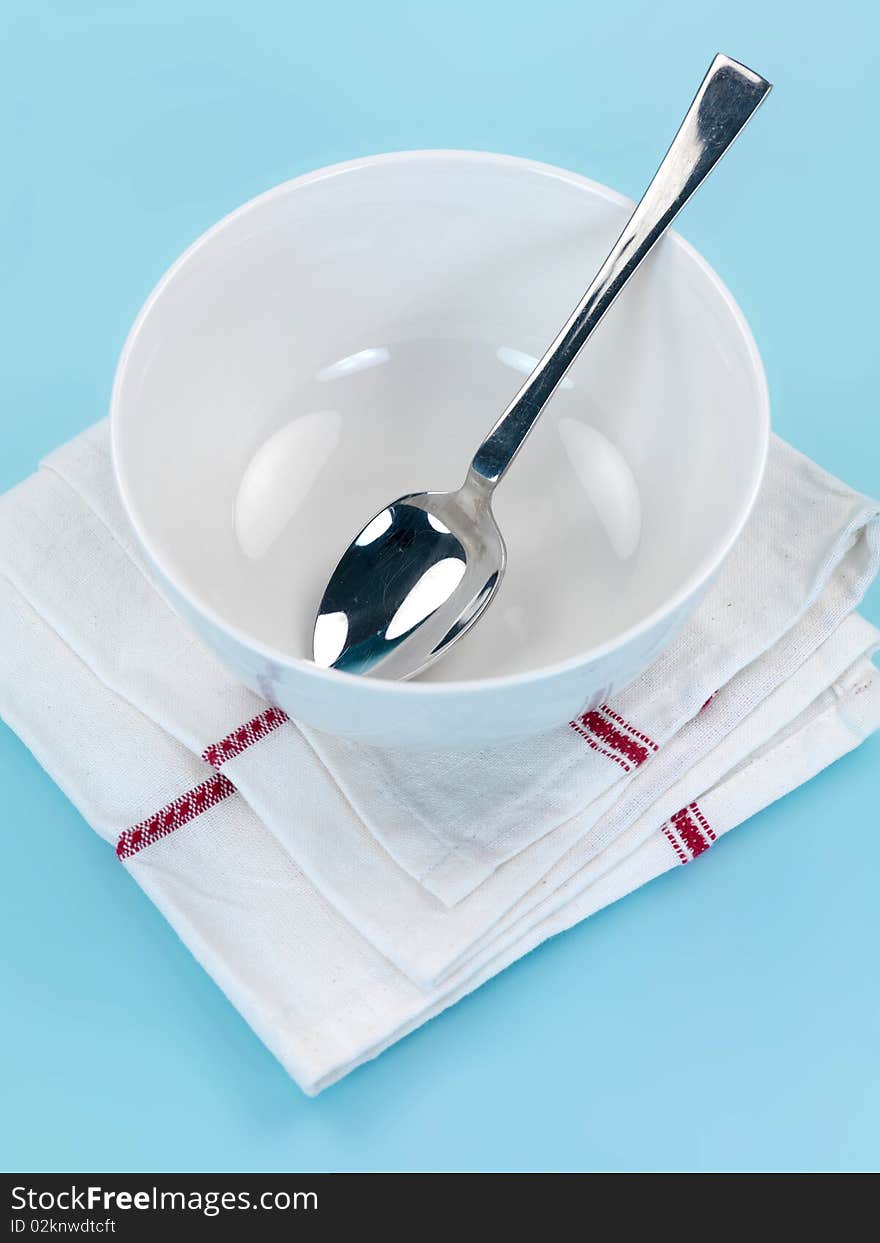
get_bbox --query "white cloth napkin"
[1,420,879,1093]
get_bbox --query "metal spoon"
[313,53,771,678]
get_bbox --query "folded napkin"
[1,421,878,1093]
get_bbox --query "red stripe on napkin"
[116,771,235,860]
[569,706,657,771]
[597,705,659,755]
[688,801,717,843]
[569,717,632,770]
[661,824,689,864]
[118,706,290,860]
[202,706,289,768]
[662,801,715,865]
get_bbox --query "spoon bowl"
[314,479,505,677]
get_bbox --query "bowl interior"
[113,152,767,682]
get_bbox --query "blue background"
[1,1,878,1173]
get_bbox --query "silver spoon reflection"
[313,54,770,679]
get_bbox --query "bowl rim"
[111,147,770,696]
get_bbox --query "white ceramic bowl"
[111,150,769,748]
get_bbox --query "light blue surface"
[1,1,878,1173]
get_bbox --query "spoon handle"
[469,52,771,490]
